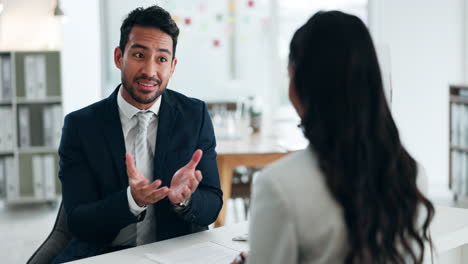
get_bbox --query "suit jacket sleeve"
[175,102,223,226]
[59,113,139,243]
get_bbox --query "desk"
[214,116,308,227]
[70,222,248,264]
[70,206,468,264]
[431,206,468,263]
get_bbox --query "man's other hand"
[168,149,204,204]
[126,153,169,207]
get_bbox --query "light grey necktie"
[135,110,156,245]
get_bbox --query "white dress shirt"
[111,85,161,246]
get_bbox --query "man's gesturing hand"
[126,153,169,207]
[168,149,204,204]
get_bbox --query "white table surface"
[431,205,468,253]
[69,222,248,264]
[70,206,468,263]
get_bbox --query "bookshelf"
[449,85,468,200]
[0,51,62,204]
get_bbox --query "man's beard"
[122,75,165,105]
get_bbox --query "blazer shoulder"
[260,149,317,182]
[256,148,329,202]
[64,97,108,124]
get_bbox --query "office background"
[0,0,467,263]
[2,0,465,199]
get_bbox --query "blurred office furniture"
[207,101,238,112]
[449,85,468,201]
[208,101,261,223]
[0,51,62,204]
[207,100,243,140]
[214,107,308,227]
[229,166,261,221]
[27,201,71,264]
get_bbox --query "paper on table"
[211,238,249,253]
[232,233,248,241]
[145,241,240,264]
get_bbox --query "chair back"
[27,201,72,264]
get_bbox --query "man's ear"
[114,46,123,69]
[170,57,178,76]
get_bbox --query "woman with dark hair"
[233,10,434,264]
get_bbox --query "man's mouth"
[136,79,161,91]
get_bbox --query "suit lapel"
[102,86,127,187]
[154,90,179,184]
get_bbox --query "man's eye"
[159,57,168,62]
[134,53,144,58]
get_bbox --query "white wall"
[465,0,468,83]
[369,0,466,198]
[0,0,62,50]
[101,0,276,109]
[61,0,102,114]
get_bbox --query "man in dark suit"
[53,5,222,263]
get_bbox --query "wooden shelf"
[0,100,13,105]
[451,95,468,104]
[0,150,14,155]
[18,146,57,154]
[16,96,61,104]
[5,196,59,204]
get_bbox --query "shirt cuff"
[127,186,147,216]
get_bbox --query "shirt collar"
[117,84,162,119]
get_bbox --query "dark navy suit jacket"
[53,87,223,262]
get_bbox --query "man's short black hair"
[119,5,179,58]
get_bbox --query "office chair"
[27,201,72,264]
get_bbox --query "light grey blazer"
[246,147,428,264]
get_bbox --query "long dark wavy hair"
[289,11,434,263]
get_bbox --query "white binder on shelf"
[451,103,458,147]
[4,108,14,151]
[455,104,465,147]
[464,105,468,149]
[0,56,3,101]
[24,55,37,99]
[18,106,31,147]
[32,155,45,199]
[0,108,5,150]
[465,153,468,196]
[35,55,47,99]
[463,153,468,196]
[457,104,466,147]
[461,152,465,196]
[5,156,17,200]
[2,56,11,100]
[52,105,63,148]
[457,104,464,148]
[0,158,5,198]
[0,107,13,151]
[43,154,56,199]
[43,106,53,147]
[453,151,461,196]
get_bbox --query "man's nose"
[141,61,158,77]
